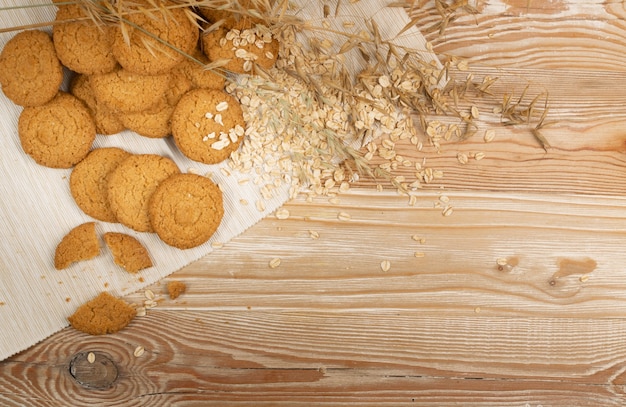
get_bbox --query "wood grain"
[3,311,626,406]
[3,0,626,405]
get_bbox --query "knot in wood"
[69,351,118,389]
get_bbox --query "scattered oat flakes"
[337,212,351,221]
[457,152,468,165]
[414,252,425,258]
[442,205,453,217]
[275,208,290,219]
[269,257,281,269]
[380,260,391,272]
[144,289,155,301]
[133,346,145,358]
[136,307,146,317]
[496,258,508,266]
[474,152,486,161]
[309,230,320,239]
[484,130,496,143]
[87,352,95,364]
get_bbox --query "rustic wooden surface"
[3,1,626,405]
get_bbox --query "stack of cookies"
[0,0,280,253]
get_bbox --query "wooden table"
[3,1,626,405]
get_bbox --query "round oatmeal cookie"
[201,21,278,74]
[120,99,174,138]
[0,30,63,107]
[70,147,132,223]
[70,74,125,135]
[149,173,224,249]
[107,154,180,233]
[111,0,199,75]
[171,88,245,164]
[18,92,96,168]
[90,68,171,113]
[53,4,117,75]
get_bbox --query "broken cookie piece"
[68,291,136,335]
[54,222,100,270]
[103,232,152,273]
[166,280,186,300]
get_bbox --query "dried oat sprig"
[500,86,553,151]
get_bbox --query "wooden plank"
[412,1,626,72]
[2,311,626,406]
[119,190,626,318]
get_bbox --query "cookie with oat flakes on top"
[171,88,245,164]
[201,20,279,74]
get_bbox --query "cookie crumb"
[166,281,186,300]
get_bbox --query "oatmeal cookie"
[149,173,224,249]
[171,88,245,164]
[0,30,63,107]
[90,67,171,113]
[53,4,117,75]
[107,154,180,233]
[201,20,278,74]
[111,0,199,75]
[18,92,96,168]
[70,147,131,222]
[120,99,174,139]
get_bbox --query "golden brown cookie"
[70,74,125,135]
[111,0,199,75]
[70,147,131,222]
[201,21,278,74]
[54,222,100,270]
[68,291,136,335]
[107,154,180,233]
[103,232,153,273]
[179,48,226,90]
[18,92,96,168]
[171,88,245,164]
[0,30,63,107]
[120,99,174,139]
[90,68,171,113]
[53,4,117,75]
[166,280,186,299]
[149,173,224,249]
